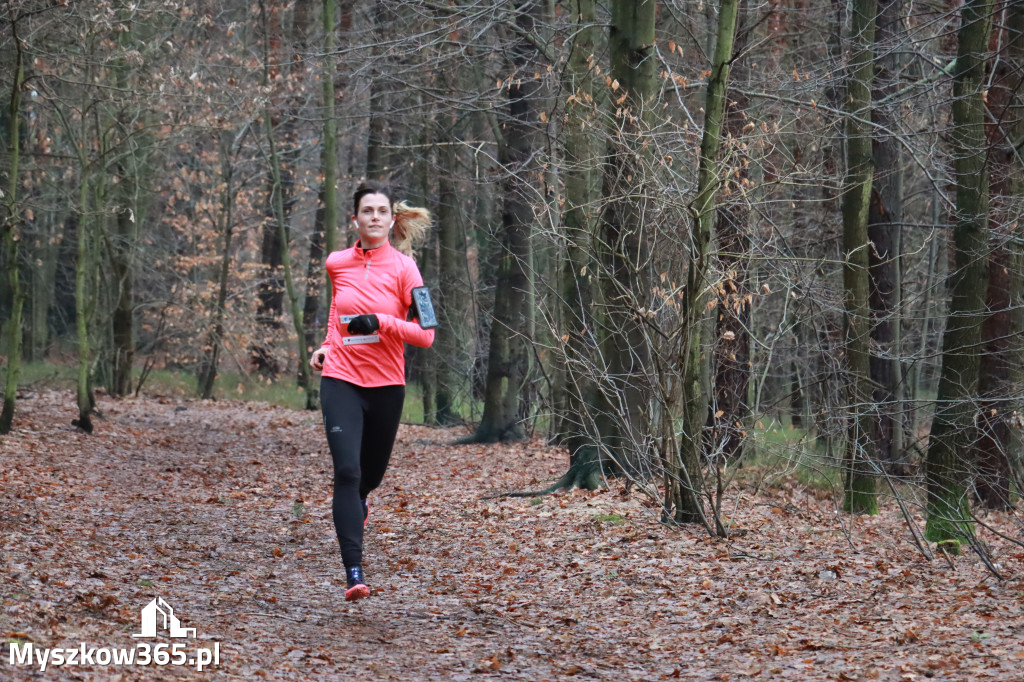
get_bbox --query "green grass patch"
[2,360,76,388]
[4,361,310,410]
[401,382,424,422]
[135,368,310,410]
[740,419,843,491]
[593,513,626,525]
[398,382,484,425]
[5,361,466,419]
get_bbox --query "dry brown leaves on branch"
[2,391,1023,680]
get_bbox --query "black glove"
[347,314,380,335]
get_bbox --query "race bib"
[343,334,380,345]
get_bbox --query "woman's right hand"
[310,347,328,371]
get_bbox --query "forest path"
[2,391,1023,680]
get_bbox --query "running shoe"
[345,565,369,601]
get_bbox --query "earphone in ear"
[352,220,358,230]
[390,219,395,229]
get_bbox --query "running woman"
[309,183,434,601]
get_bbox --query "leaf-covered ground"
[2,391,1023,680]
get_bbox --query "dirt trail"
[2,391,1023,680]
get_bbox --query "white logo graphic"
[132,598,196,639]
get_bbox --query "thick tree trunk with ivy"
[673,0,739,525]
[925,0,993,546]
[841,0,879,515]
[1,22,24,434]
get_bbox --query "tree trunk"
[252,1,293,376]
[973,2,1024,509]
[299,0,341,411]
[74,168,94,433]
[672,0,740,525]
[26,207,59,363]
[472,1,541,443]
[909,199,942,436]
[841,0,879,514]
[436,139,469,425]
[708,0,752,463]
[975,250,1013,508]
[925,0,993,546]
[867,0,906,471]
[259,0,311,400]
[107,8,152,398]
[474,205,530,442]
[198,133,238,400]
[556,0,602,474]
[419,215,438,425]
[1,20,24,434]
[365,3,390,182]
[109,200,135,398]
[599,0,658,474]
[1006,3,1024,500]
[430,24,473,425]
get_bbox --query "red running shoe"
[345,565,369,602]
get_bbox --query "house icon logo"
[132,598,196,639]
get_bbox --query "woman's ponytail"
[391,201,431,255]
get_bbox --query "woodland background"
[2,0,1024,563]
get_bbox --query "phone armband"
[411,286,439,329]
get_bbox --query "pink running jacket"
[319,240,435,387]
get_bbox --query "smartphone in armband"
[411,286,439,329]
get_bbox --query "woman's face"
[353,192,392,250]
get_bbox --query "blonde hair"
[392,201,432,255]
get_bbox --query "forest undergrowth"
[2,391,1023,680]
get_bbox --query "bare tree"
[472,0,548,443]
[925,0,994,548]
[972,0,1024,509]
[0,3,26,434]
[670,0,741,527]
[841,0,879,514]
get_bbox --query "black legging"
[320,376,405,568]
